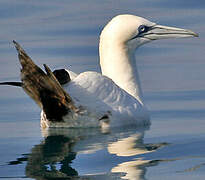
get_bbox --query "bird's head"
[101,14,198,51]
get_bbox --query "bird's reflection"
[26,134,78,178]
[112,159,159,180]
[9,125,167,180]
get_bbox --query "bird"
[0,14,198,129]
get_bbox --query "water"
[0,0,205,179]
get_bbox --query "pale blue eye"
[131,25,151,40]
[138,25,149,34]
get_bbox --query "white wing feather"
[64,71,150,127]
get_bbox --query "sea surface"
[0,1,205,179]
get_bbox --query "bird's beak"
[142,24,198,40]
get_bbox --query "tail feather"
[13,40,78,122]
[0,82,22,87]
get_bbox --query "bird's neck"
[99,39,143,104]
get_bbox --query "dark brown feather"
[13,40,77,122]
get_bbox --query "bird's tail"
[0,81,22,87]
[1,41,78,122]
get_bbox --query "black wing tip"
[13,40,19,49]
[43,64,53,76]
[43,64,49,71]
[13,40,17,44]
[12,40,25,54]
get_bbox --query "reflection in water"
[108,134,166,157]
[26,135,78,178]
[9,125,166,180]
[112,159,159,180]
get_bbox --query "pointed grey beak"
[143,24,198,40]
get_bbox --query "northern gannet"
[0,14,198,128]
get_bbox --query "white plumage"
[64,71,149,127]
[41,14,197,128]
[1,14,197,129]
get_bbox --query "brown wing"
[13,40,78,122]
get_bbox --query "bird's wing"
[13,41,78,122]
[63,72,113,120]
[64,71,147,124]
[11,41,148,127]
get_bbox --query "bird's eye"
[130,25,151,40]
[138,25,149,34]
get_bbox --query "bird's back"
[63,71,150,127]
